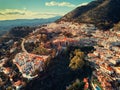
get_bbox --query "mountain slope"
[58,0,120,29]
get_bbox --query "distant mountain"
[58,0,120,29]
[0,16,61,36]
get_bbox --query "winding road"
[21,38,28,53]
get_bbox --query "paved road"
[21,38,28,53]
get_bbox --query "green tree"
[66,79,85,90]
[6,86,13,90]
[114,22,120,31]
[69,49,85,70]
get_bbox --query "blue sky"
[0,0,93,20]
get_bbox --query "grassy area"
[32,46,50,55]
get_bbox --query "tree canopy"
[69,49,85,70]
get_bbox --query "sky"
[0,0,93,21]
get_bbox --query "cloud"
[45,1,76,7]
[78,2,88,7]
[6,12,25,15]
[0,9,27,15]
[0,12,4,15]
[0,9,44,17]
[37,13,63,16]
[0,9,63,20]
[45,1,89,8]
[0,9,63,16]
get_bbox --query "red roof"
[84,83,89,89]
[83,78,88,83]
[36,57,44,61]
[107,67,113,71]
[14,80,22,86]
[63,37,67,41]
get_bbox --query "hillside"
[58,0,120,29]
